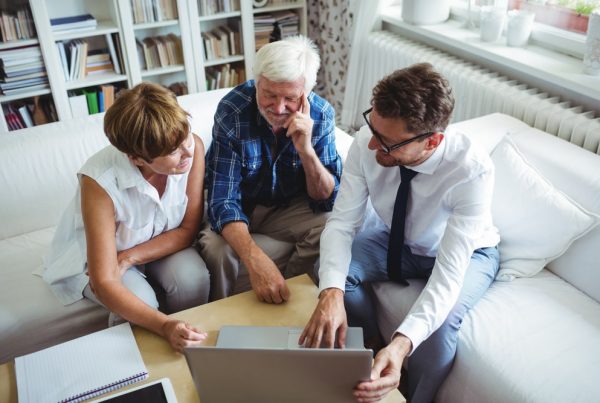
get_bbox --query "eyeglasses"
[362,107,436,154]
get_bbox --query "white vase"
[402,0,450,25]
[583,12,600,76]
[480,6,506,42]
[506,9,535,47]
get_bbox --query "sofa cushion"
[436,270,600,403]
[510,128,600,303]
[490,137,599,281]
[0,228,107,363]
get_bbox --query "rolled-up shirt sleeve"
[206,112,249,233]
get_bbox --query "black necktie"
[387,166,418,283]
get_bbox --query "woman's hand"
[161,319,208,353]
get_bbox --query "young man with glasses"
[301,63,500,403]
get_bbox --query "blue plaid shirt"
[206,80,343,233]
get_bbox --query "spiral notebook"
[15,323,148,403]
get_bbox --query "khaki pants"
[198,197,328,301]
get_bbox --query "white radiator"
[358,31,600,155]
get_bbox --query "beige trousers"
[197,197,328,301]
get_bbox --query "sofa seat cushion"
[437,270,600,402]
[373,270,600,402]
[0,228,107,363]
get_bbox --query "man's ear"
[425,132,444,150]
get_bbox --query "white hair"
[253,35,320,92]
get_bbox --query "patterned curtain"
[307,0,354,126]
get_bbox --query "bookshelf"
[0,0,307,134]
[117,0,198,95]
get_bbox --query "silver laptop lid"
[183,326,373,403]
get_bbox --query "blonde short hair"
[104,82,190,162]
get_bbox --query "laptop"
[183,326,373,403]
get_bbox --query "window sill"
[381,5,600,113]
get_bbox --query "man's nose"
[367,135,379,151]
[273,98,286,114]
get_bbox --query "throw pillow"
[491,137,600,281]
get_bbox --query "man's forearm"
[220,221,258,269]
[298,148,335,200]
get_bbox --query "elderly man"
[198,36,342,304]
[301,63,500,403]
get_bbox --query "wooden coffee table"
[0,275,404,402]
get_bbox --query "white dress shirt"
[43,145,190,305]
[319,126,499,351]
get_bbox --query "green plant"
[574,1,598,14]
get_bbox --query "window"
[455,0,599,34]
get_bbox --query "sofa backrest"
[0,114,108,241]
[0,87,354,241]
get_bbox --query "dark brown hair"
[104,82,190,162]
[371,63,454,133]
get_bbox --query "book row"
[131,0,178,24]
[199,0,241,16]
[56,34,124,82]
[0,6,36,42]
[68,84,121,118]
[205,63,245,91]
[2,95,57,131]
[201,24,242,61]
[136,34,183,70]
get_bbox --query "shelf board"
[253,2,304,14]
[0,38,39,50]
[204,54,244,67]
[64,73,128,90]
[52,22,120,42]
[133,19,179,30]
[198,11,242,22]
[0,87,52,103]
[141,64,185,77]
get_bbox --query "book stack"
[131,0,178,24]
[0,5,36,42]
[201,24,242,61]
[205,63,245,90]
[0,45,49,95]
[254,11,299,51]
[199,0,241,16]
[57,34,122,81]
[275,11,300,39]
[2,95,57,131]
[68,84,119,117]
[254,13,275,51]
[135,33,183,70]
[50,13,97,34]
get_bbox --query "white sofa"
[2,88,599,403]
